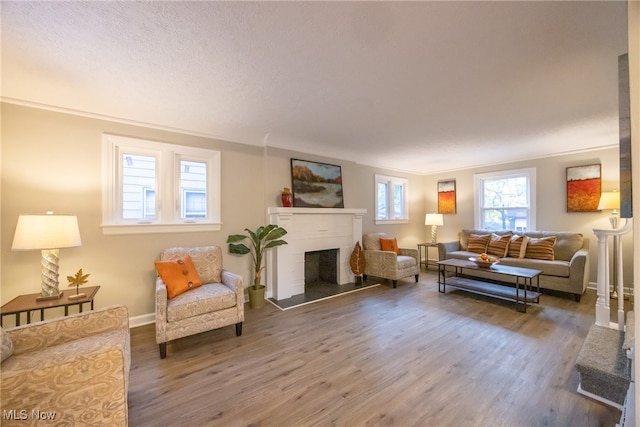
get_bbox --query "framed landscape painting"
[566,164,601,212]
[438,179,456,214]
[291,159,344,208]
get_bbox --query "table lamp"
[425,213,444,244]
[597,191,620,229]
[12,212,82,301]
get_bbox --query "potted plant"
[227,224,288,309]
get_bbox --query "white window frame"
[102,134,221,235]
[375,174,409,224]
[474,167,536,231]
[182,189,207,219]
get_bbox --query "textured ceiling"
[0,1,628,174]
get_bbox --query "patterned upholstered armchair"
[155,246,244,359]
[1,305,131,426]
[362,233,420,288]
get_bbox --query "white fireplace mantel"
[266,207,367,300]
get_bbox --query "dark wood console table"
[0,286,100,327]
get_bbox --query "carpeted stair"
[576,322,632,408]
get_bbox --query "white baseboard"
[586,281,634,296]
[129,312,155,328]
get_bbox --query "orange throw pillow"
[155,255,202,299]
[380,237,401,255]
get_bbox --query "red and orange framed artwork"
[437,180,456,214]
[566,164,601,212]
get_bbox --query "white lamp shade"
[12,214,82,250]
[597,191,620,211]
[425,213,444,226]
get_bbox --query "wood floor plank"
[127,271,624,426]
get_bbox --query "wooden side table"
[417,243,438,270]
[0,286,100,327]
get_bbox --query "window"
[474,168,536,231]
[375,174,409,224]
[102,134,221,234]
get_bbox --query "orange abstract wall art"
[566,164,601,212]
[438,180,456,214]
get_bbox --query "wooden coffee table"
[437,259,541,312]
[0,286,100,327]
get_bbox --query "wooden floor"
[128,270,622,427]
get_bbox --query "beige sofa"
[0,305,130,426]
[437,229,590,301]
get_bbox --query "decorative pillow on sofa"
[507,235,529,258]
[525,236,557,260]
[487,233,512,258]
[467,234,491,254]
[155,255,203,299]
[1,327,13,363]
[380,237,401,255]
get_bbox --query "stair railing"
[593,219,633,330]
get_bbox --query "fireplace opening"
[304,249,338,286]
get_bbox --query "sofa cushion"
[1,328,128,374]
[0,328,13,363]
[499,258,570,277]
[397,255,417,269]
[525,236,556,260]
[487,233,512,258]
[380,237,401,255]
[544,232,584,262]
[467,234,491,254]
[167,283,237,322]
[445,250,479,261]
[155,255,203,299]
[507,235,529,258]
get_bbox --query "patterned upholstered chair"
[155,246,244,359]
[362,233,419,288]
[1,305,131,425]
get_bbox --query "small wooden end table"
[0,286,100,327]
[417,242,439,270]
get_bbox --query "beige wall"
[1,104,267,325]
[0,104,426,326]
[0,102,633,328]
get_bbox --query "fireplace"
[305,249,338,285]
[266,208,366,300]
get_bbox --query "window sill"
[101,222,222,235]
[375,219,409,225]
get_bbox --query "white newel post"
[593,219,633,330]
[594,229,611,328]
[266,208,367,300]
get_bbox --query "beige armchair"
[362,233,420,288]
[155,246,244,359]
[1,305,130,426]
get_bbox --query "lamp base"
[609,212,620,228]
[36,291,63,301]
